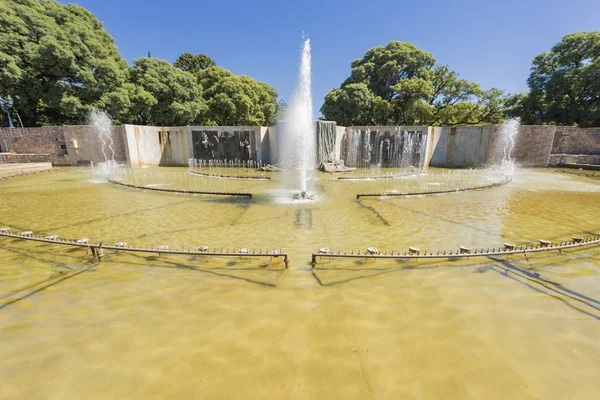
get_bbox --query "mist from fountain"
[280,38,315,199]
[89,109,120,178]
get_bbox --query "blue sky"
[61,0,600,117]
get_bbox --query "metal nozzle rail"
[188,170,271,181]
[337,171,421,181]
[108,178,252,198]
[356,175,512,199]
[0,229,287,266]
[311,234,600,266]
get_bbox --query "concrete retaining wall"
[124,125,190,167]
[430,125,495,168]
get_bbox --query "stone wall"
[0,125,126,166]
[431,124,563,168]
[0,153,57,164]
[2,123,599,169]
[552,127,600,155]
[62,125,127,166]
[548,154,600,166]
[0,126,69,165]
[488,125,556,167]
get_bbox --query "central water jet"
[281,38,315,200]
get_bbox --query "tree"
[174,52,216,73]
[129,57,205,126]
[506,32,600,127]
[196,66,279,126]
[321,41,504,126]
[0,0,131,126]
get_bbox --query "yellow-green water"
[0,167,599,399]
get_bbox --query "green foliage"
[129,57,204,126]
[174,52,216,73]
[0,0,130,125]
[0,1,277,127]
[196,66,279,126]
[321,41,505,126]
[506,32,600,127]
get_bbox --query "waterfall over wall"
[316,121,337,169]
[342,126,428,169]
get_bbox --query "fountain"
[497,118,520,176]
[89,109,120,178]
[281,38,315,200]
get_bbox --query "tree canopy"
[174,52,216,73]
[128,57,205,126]
[195,66,279,126]
[0,1,279,127]
[0,0,130,126]
[321,41,505,126]
[506,32,600,127]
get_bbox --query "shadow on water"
[480,257,600,319]
[0,265,95,311]
[355,199,390,226]
[125,252,286,288]
[311,259,440,286]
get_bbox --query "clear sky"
[60,0,600,117]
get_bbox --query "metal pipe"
[0,232,288,263]
[108,179,252,198]
[356,176,512,199]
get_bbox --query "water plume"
[280,38,315,199]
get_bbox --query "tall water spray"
[497,118,520,176]
[89,109,119,178]
[281,38,315,198]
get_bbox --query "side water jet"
[497,118,520,176]
[281,38,315,201]
[89,109,120,178]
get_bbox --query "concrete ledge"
[565,163,600,171]
[0,162,53,178]
[549,154,600,167]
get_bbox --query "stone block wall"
[62,125,127,165]
[0,125,127,166]
[552,127,600,155]
[0,126,69,165]
[548,154,600,166]
[488,125,556,167]
[0,153,58,164]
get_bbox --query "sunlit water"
[0,167,599,399]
